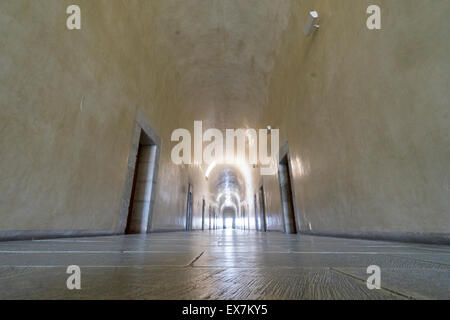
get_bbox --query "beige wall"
[262,0,450,233]
[0,0,209,233]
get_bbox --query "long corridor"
[1,0,450,306]
[0,231,448,300]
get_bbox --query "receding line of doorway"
[254,194,259,231]
[119,109,161,235]
[278,142,299,234]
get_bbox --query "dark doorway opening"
[125,131,158,234]
[201,199,206,230]
[278,154,297,234]
[186,184,193,231]
[254,194,259,231]
[259,186,267,232]
[208,205,212,230]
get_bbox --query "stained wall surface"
[262,0,450,234]
[0,0,206,233]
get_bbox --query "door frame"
[278,141,301,232]
[118,109,161,234]
[254,194,259,231]
[186,184,193,231]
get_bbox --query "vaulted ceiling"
[154,0,292,129]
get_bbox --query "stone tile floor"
[0,230,448,299]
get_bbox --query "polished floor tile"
[0,230,448,299]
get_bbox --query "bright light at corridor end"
[225,218,233,229]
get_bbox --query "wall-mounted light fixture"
[304,11,319,36]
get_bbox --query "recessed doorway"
[201,199,206,230]
[125,133,158,234]
[278,151,298,234]
[254,194,259,231]
[259,186,267,232]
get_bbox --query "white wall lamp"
[304,11,319,36]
